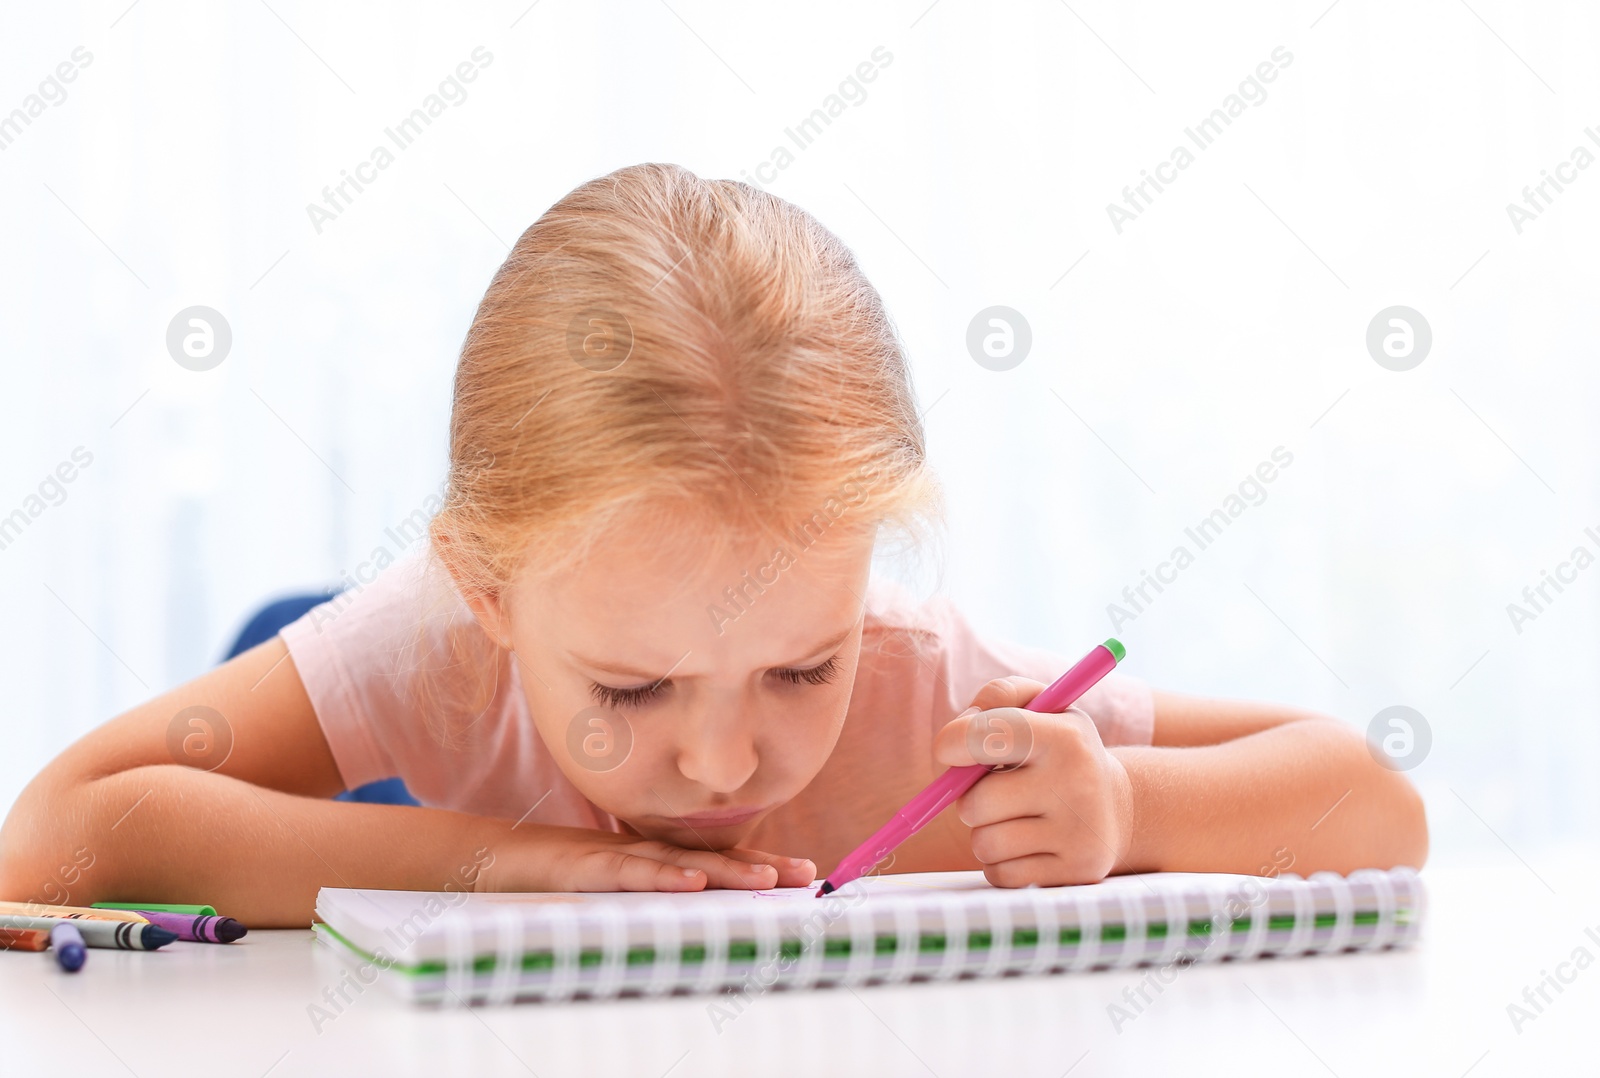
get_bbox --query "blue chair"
[223,591,420,806]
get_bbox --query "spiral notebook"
[312,867,1425,1006]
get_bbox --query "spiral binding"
[1282,873,1317,956]
[1023,886,1062,976]
[443,910,475,1005]
[1239,877,1274,961]
[1358,867,1397,951]
[1311,870,1356,954]
[931,893,969,981]
[884,899,923,985]
[978,894,1014,980]
[788,903,829,990]
[691,902,731,996]
[590,903,631,1000]
[747,901,785,994]
[841,901,879,986]
[544,904,581,1003]
[1065,885,1102,972]
[1112,888,1149,969]
[1192,877,1233,963]
[1154,886,1191,968]
[643,903,681,997]
[485,906,524,1005]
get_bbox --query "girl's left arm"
[1117,689,1429,876]
[934,681,1428,885]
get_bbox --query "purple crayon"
[50,922,86,972]
[130,910,247,944]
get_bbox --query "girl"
[0,164,1426,926]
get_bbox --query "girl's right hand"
[474,822,817,893]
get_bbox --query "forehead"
[515,514,877,670]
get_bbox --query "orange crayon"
[0,927,51,952]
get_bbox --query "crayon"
[0,914,176,950]
[92,902,216,917]
[129,910,247,944]
[0,927,51,952]
[50,923,86,972]
[0,901,148,923]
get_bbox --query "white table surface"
[1,851,1592,1078]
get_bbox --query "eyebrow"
[570,625,855,682]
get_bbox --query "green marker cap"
[1103,638,1126,663]
[92,901,217,917]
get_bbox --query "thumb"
[966,675,1049,712]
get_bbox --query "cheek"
[768,680,854,771]
[527,697,663,799]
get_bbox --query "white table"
[1,851,1591,1077]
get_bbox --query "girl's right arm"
[0,638,815,926]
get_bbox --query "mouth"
[665,805,768,828]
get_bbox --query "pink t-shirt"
[280,548,1154,836]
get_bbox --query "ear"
[431,532,513,650]
[460,586,512,652]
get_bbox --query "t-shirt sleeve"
[277,547,522,801]
[279,553,432,791]
[872,584,1153,748]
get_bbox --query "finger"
[957,774,1043,828]
[983,849,1116,888]
[968,816,1054,865]
[934,676,1049,767]
[653,846,785,890]
[575,849,710,892]
[981,852,1091,889]
[719,848,817,887]
[934,705,1042,769]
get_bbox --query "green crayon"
[92,902,216,917]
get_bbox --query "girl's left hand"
[932,676,1136,888]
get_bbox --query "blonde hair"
[414,163,942,741]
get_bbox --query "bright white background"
[1,0,1597,1068]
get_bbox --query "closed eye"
[770,654,842,687]
[587,655,843,709]
[589,680,667,709]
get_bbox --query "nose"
[674,697,759,794]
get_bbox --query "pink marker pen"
[816,638,1126,896]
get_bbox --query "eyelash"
[774,655,842,687]
[588,655,842,709]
